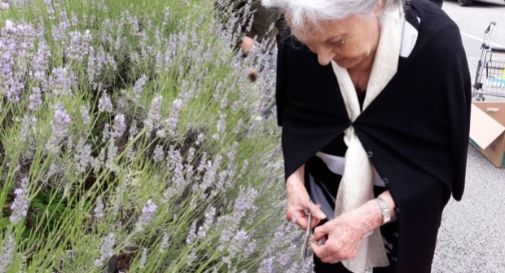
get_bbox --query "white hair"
[262,0,402,32]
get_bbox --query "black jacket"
[275,1,471,272]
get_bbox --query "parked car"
[458,0,474,6]
[457,0,505,6]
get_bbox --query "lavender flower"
[105,53,117,71]
[210,169,230,198]
[105,141,118,172]
[44,0,54,18]
[244,239,258,257]
[258,257,274,273]
[128,120,139,140]
[93,196,105,219]
[133,74,147,99]
[87,46,107,87]
[46,104,71,154]
[28,87,42,111]
[71,14,79,26]
[49,66,75,96]
[135,199,157,231]
[75,139,94,173]
[200,154,223,191]
[229,229,250,255]
[139,248,147,268]
[165,147,187,196]
[144,95,162,133]
[212,113,226,140]
[19,114,37,141]
[195,133,205,146]
[4,74,24,103]
[9,177,30,224]
[51,12,69,42]
[186,250,197,266]
[164,98,183,137]
[0,19,36,103]
[197,207,216,239]
[102,123,111,142]
[65,30,92,62]
[232,186,258,220]
[159,232,170,253]
[196,152,208,173]
[0,233,15,273]
[94,233,115,267]
[111,113,127,139]
[31,40,51,90]
[0,2,10,10]
[98,91,113,113]
[184,147,196,180]
[152,144,165,163]
[80,105,91,125]
[186,220,198,244]
[92,147,105,175]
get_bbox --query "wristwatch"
[375,196,391,224]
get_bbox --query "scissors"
[300,206,312,264]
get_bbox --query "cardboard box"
[470,101,505,168]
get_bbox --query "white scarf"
[330,6,404,273]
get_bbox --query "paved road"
[432,1,505,272]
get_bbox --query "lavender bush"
[0,0,310,272]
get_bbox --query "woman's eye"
[332,39,345,46]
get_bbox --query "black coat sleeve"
[442,28,471,201]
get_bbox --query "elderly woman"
[262,0,471,272]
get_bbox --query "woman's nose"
[317,48,334,66]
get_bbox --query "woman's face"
[291,10,383,70]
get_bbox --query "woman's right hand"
[286,164,327,230]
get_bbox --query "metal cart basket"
[473,22,505,101]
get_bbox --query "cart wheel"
[458,0,473,6]
[472,93,484,101]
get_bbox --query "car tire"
[458,0,473,6]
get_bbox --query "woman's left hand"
[309,200,382,263]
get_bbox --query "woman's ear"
[373,0,386,15]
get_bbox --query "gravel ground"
[432,145,505,272]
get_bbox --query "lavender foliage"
[0,233,15,273]
[0,1,291,272]
[9,177,30,224]
[135,199,157,231]
[94,233,115,267]
[46,104,71,154]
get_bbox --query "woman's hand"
[285,164,327,230]
[240,36,256,55]
[309,198,384,263]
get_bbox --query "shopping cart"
[473,22,505,101]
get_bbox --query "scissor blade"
[301,212,312,262]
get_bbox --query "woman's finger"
[312,224,328,241]
[287,209,309,229]
[310,239,331,261]
[309,203,327,221]
[311,217,321,229]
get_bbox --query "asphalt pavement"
[432,1,505,272]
